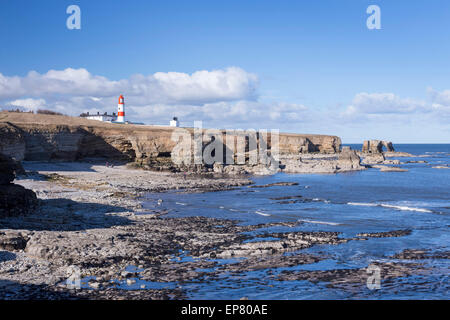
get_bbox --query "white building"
[170,117,179,127]
[81,112,117,122]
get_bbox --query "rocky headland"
[0,112,431,299]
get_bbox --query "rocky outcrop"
[338,146,365,170]
[361,152,385,165]
[279,134,340,154]
[0,153,38,217]
[0,122,26,161]
[362,140,395,153]
[280,148,366,174]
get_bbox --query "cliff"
[0,112,341,166]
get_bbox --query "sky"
[1,0,450,143]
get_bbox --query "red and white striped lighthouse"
[117,95,125,123]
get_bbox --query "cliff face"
[0,112,341,165]
[278,134,341,154]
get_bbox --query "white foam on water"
[255,211,271,217]
[175,202,187,206]
[380,204,433,213]
[299,219,342,226]
[348,202,378,207]
[347,202,433,213]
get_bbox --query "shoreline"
[0,160,443,299]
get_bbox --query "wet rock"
[392,249,450,260]
[249,182,299,188]
[219,253,323,272]
[379,166,408,172]
[269,195,303,201]
[210,231,350,258]
[357,229,412,238]
[383,159,401,165]
[277,262,426,290]
[404,160,427,164]
[384,151,413,157]
[432,166,449,169]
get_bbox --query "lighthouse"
[117,95,125,123]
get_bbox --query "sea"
[143,144,450,299]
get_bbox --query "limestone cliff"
[0,112,341,167]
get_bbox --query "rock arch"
[362,140,395,153]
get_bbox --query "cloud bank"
[0,67,309,127]
[0,67,448,141]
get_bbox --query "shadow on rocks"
[0,279,79,300]
[0,198,133,232]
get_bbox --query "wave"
[380,204,433,213]
[312,198,331,204]
[348,202,378,207]
[298,219,342,226]
[347,202,433,213]
[255,211,271,217]
[175,202,187,206]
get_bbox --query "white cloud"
[1,67,448,142]
[428,87,450,117]
[0,67,308,127]
[0,67,258,108]
[127,100,309,128]
[344,92,429,116]
[428,87,450,105]
[7,98,47,112]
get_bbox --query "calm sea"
[144,144,450,299]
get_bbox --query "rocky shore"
[0,160,438,300]
[0,113,442,299]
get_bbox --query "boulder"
[0,184,38,217]
[0,231,30,251]
[0,153,38,218]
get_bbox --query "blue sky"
[1,0,450,142]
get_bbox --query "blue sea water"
[144,144,450,299]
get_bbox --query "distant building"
[170,117,179,127]
[81,111,117,122]
[80,94,126,123]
